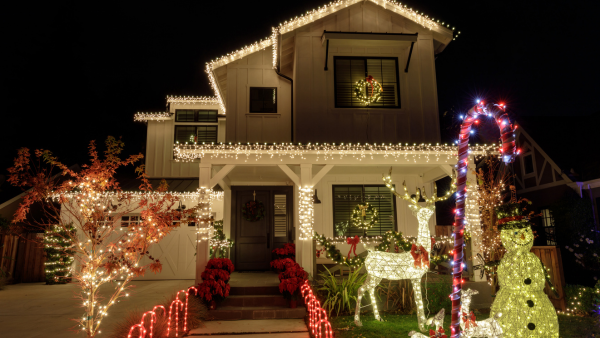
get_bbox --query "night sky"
[2,0,600,190]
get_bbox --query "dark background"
[2,0,599,185]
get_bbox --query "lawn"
[330,313,600,338]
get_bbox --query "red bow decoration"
[410,243,430,268]
[346,235,360,259]
[462,311,477,330]
[365,75,382,97]
[429,328,447,338]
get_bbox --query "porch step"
[229,286,280,296]
[188,319,308,335]
[221,294,288,307]
[207,306,307,321]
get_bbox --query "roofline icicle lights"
[450,101,516,338]
[134,112,173,122]
[166,96,220,105]
[203,0,460,114]
[173,143,499,162]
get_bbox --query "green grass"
[329,313,600,338]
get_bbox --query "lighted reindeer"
[460,289,503,338]
[354,168,455,331]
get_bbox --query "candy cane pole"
[450,101,516,338]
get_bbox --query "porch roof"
[173,142,499,164]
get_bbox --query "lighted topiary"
[489,202,559,337]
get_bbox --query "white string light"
[166,96,220,105]
[134,112,173,122]
[299,186,314,240]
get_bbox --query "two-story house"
[134,0,488,285]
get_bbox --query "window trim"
[174,125,218,144]
[331,184,398,237]
[175,109,218,123]
[249,87,278,113]
[333,56,401,109]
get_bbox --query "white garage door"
[134,222,197,280]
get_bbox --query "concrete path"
[0,280,193,338]
[189,319,309,337]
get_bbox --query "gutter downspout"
[589,184,598,230]
[274,32,294,143]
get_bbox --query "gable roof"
[203,0,459,113]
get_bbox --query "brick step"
[221,294,288,307]
[229,286,280,296]
[207,306,307,321]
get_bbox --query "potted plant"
[197,258,235,310]
[278,261,307,308]
[271,243,295,272]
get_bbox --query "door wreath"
[242,200,265,222]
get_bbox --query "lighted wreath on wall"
[354,75,383,104]
[351,202,379,229]
[242,200,265,222]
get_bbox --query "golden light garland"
[133,112,173,122]
[174,142,499,163]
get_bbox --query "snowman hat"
[495,202,530,230]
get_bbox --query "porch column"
[196,163,212,285]
[299,164,313,278]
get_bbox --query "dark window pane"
[334,57,399,108]
[250,87,277,113]
[197,110,218,122]
[524,155,534,174]
[197,126,218,143]
[175,110,195,122]
[175,126,197,144]
[332,185,396,237]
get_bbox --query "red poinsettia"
[272,243,295,256]
[429,327,447,338]
[270,257,296,270]
[278,262,308,281]
[206,258,235,273]
[197,258,235,302]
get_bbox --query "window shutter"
[274,194,287,237]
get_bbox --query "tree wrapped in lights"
[210,220,232,258]
[7,137,199,338]
[489,202,559,337]
[43,223,76,284]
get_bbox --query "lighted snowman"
[489,203,559,337]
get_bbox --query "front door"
[232,186,293,271]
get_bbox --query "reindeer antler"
[383,168,457,207]
[383,167,420,205]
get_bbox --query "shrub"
[423,276,452,316]
[564,282,600,316]
[318,267,367,316]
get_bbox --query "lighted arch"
[450,101,517,338]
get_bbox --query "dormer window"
[250,87,277,113]
[334,57,400,108]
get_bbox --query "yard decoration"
[197,258,234,309]
[408,309,446,337]
[352,202,379,229]
[450,101,517,338]
[7,137,201,338]
[354,75,383,104]
[354,171,456,331]
[347,235,360,258]
[301,279,334,338]
[242,200,265,222]
[488,203,559,337]
[460,289,503,338]
[43,223,76,284]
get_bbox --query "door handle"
[267,232,270,248]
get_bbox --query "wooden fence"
[0,233,45,283]
[531,246,566,311]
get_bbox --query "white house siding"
[145,103,225,178]
[292,2,441,144]
[224,49,292,143]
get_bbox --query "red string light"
[300,280,333,338]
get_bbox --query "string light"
[301,280,333,338]
[450,101,516,338]
[299,186,314,240]
[460,289,503,337]
[355,173,456,331]
[166,96,219,105]
[134,112,173,122]
[174,142,499,163]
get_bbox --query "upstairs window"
[250,87,277,113]
[175,126,217,144]
[175,110,218,122]
[334,57,400,108]
[541,209,556,246]
[333,185,396,237]
[121,215,140,228]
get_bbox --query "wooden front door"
[232,186,293,271]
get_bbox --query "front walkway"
[0,280,193,338]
